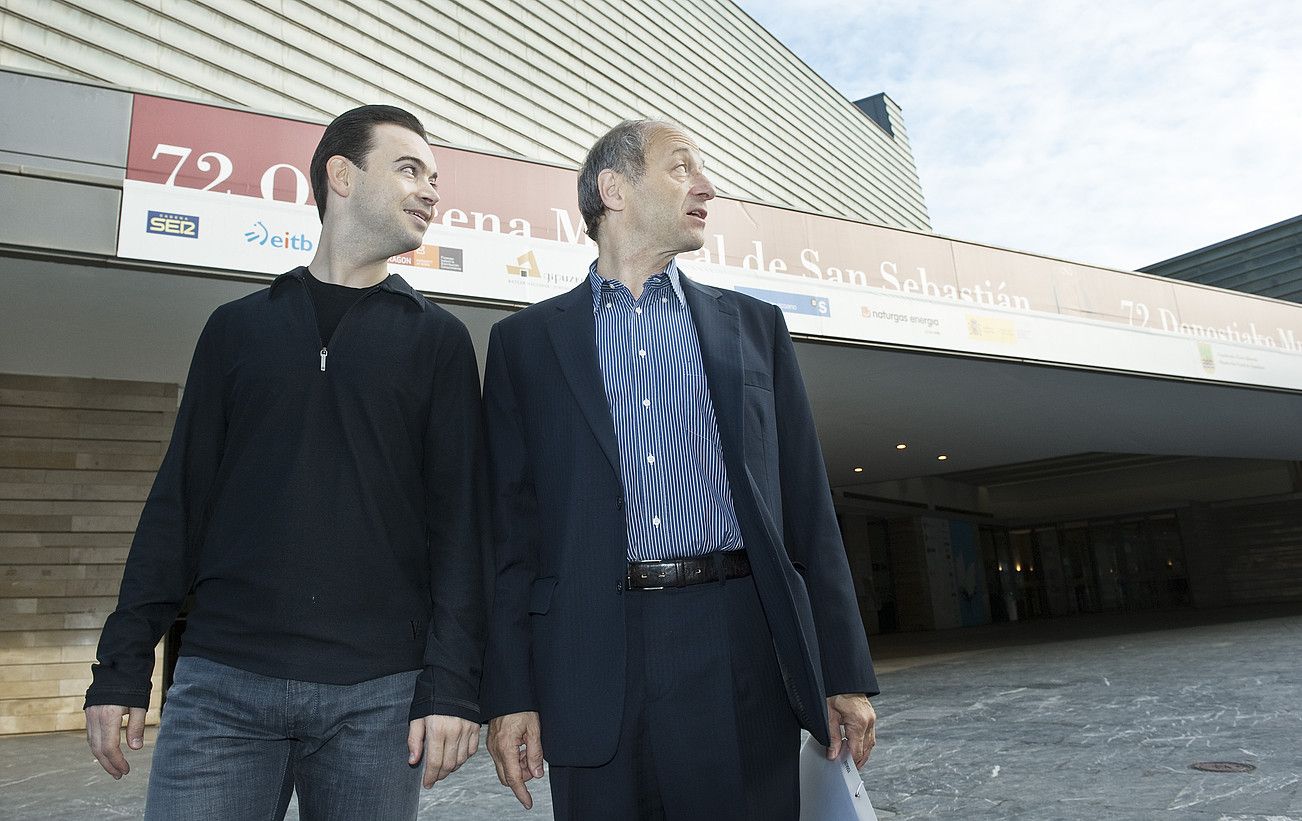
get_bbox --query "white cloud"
[737,0,1302,270]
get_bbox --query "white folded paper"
[798,736,879,821]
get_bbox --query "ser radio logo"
[146,211,199,238]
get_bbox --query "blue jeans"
[145,655,422,821]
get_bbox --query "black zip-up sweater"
[85,268,486,722]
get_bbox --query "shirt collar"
[272,266,424,306]
[588,258,686,313]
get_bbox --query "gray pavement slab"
[0,725,551,820]
[3,606,1301,819]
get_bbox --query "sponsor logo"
[965,314,1016,343]
[505,250,583,287]
[860,305,942,333]
[389,244,463,272]
[146,211,199,238]
[737,286,829,318]
[437,247,464,272]
[506,250,542,279]
[244,220,314,251]
[1197,342,1215,374]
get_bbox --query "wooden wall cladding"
[0,373,174,734]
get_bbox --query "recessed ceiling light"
[853,466,864,473]
[937,454,948,461]
[895,443,907,450]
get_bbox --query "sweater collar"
[272,266,423,306]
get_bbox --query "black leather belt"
[626,551,751,590]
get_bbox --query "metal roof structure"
[1141,215,1302,304]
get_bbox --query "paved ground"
[865,606,1302,820]
[3,604,1301,819]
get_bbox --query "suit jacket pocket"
[744,368,773,391]
[528,576,559,615]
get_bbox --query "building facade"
[0,0,929,230]
[3,1,1301,737]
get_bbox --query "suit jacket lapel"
[546,281,621,477]
[682,273,743,466]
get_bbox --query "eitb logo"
[244,220,314,252]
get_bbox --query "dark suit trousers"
[549,573,801,820]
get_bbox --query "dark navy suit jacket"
[480,271,877,767]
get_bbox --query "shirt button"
[652,516,661,527]
[646,454,655,464]
[638,349,646,357]
[605,302,612,308]
[635,307,643,315]
[661,296,668,303]
[642,399,651,408]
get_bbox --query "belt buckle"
[634,566,669,591]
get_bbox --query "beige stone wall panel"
[0,374,170,735]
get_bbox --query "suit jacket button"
[615,496,624,510]
[615,581,624,593]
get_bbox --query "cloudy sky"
[736,0,1301,271]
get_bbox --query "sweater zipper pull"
[319,347,328,372]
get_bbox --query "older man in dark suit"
[482,119,878,820]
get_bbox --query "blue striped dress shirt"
[589,259,744,561]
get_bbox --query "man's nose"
[695,172,716,200]
[421,182,440,210]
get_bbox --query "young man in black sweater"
[84,105,486,820]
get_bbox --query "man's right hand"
[487,711,544,809]
[86,704,146,779]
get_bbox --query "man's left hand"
[826,693,877,769]
[408,714,480,788]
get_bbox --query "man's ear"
[597,168,626,215]
[326,155,353,201]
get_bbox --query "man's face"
[347,123,440,257]
[623,126,716,254]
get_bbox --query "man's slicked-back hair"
[310,104,427,221]
[577,119,673,244]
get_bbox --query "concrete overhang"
[4,254,1299,497]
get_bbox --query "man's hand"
[827,693,877,769]
[407,714,480,788]
[85,704,146,779]
[487,711,544,809]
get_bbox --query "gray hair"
[577,119,674,243]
